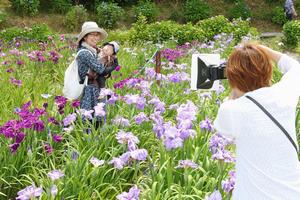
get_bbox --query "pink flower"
[52,134,63,143]
[115,65,121,71]
[71,100,80,108]
[44,143,53,154]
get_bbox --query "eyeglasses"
[89,33,100,37]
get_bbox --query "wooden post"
[155,51,161,86]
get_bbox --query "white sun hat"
[108,41,120,54]
[77,21,108,43]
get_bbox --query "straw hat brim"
[77,27,108,43]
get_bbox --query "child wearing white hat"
[86,41,121,89]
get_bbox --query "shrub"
[113,0,139,6]
[133,0,158,23]
[168,8,184,23]
[129,15,149,43]
[175,23,206,44]
[128,15,255,45]
[64,5,88,32]
[50,0,72,14]
[283,20,300,48]
[96,2,124,29]
[28,24,53,41]
[231,18,258,41]
[107,30,130,44]
[0,24,52,42]
[264,0,282,4]
[147,21,181,43]
[271,6,288,25]
[9,0,40,16]
[196,15,233,40]
[0,9,8,28]
[229,0,251,20]
[183,0,211,23]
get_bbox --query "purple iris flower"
[48,169,64,181]
[134,112,149,125]
[209,134,235,163]
[90,157,105,167]
[130,149,148,161]
[200,118,213,132]
[94,103,106,117]
[44,143,53,154]
[107,93,119,105]
[51,185,58,197]
[9,143,20,153]
[116,131,139,146]
[16,132,25,143]
[71,100,80,108]
[176,160,198,169]
[222,170,236,193]
[16,184,43,200]
[77,109,94,120]
[152,123,165,139]
[112,116,130,127]
[62,113,76,127]
[52,134,63,143]
[145,67,156,80]
[48,117,60,125]
[117,185,140,200]
[33,120,45,132]
[205,190,222,200]
[109,152,130,170]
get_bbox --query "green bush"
[283,20,300,48]
[223,0,239,3]
[264,0,282,4]
[0,24,52,42]
[231,18,258,41]
[129,15,150,43]
[9,0,40,16]
[133,0,158,23]
[128,15,255,45]
[96,2,124,29]
[175,23,206,44]
[229,0,251,20]
[107,30,130,44]
[0,9,8,28]
[168,8,184,23]
[28,24,53,40]
[50,0,72,14]
[271,6,288,25]
[196,15,233,40]
[64,5,88,32]
[183,0,211,23]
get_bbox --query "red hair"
[226,43,273,92]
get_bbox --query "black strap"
[245,95,299,155]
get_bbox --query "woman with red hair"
[214,43,300,199]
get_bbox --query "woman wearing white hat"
[76,21,119,127]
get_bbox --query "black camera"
[196,57,227,89]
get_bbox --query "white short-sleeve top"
[214,54,300,200]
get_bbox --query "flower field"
[0,32,297,200]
